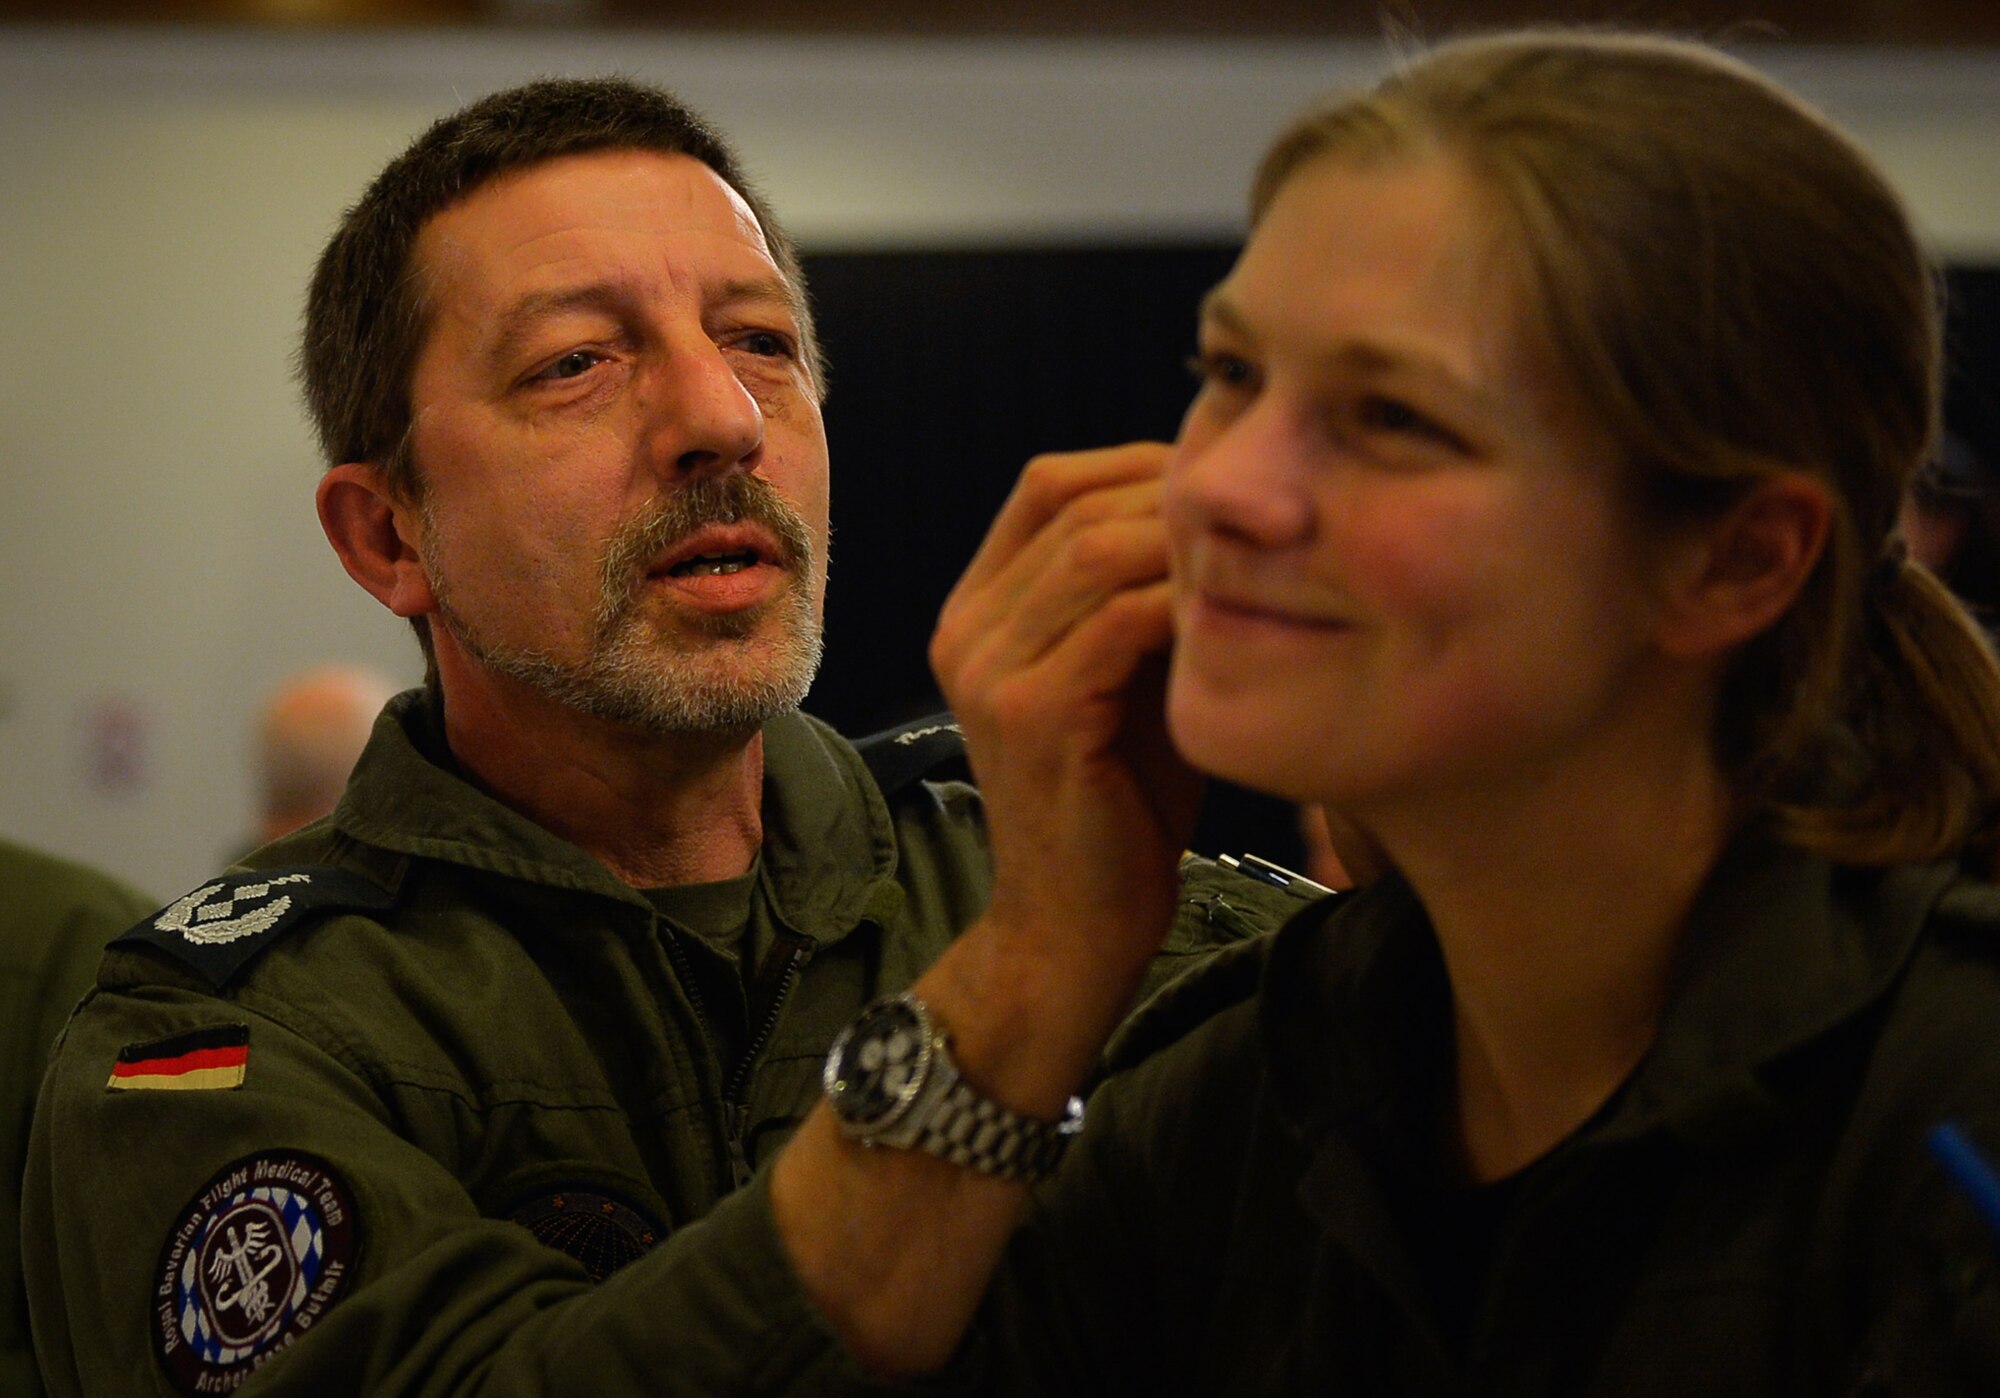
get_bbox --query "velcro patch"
[153,1151,360,1394]
[109,1025,250,1092]
[115,868,396,990]
[506,1187,663,1282]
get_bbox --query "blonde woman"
[756,30,2000,1393]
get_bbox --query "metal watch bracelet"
[915,1082,1085,1181]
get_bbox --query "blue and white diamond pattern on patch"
[179,1187,321,1361]
[152,1151,359,1395]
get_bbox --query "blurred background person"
[246,664,399,849]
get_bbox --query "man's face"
[401,148,830,735]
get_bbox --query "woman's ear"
[1653,470,1834,661]
[316,464,437,621]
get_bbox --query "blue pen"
[1927,1121,2000,1242]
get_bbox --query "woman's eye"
[1360,395,1423,432]
[1186,352,1256,390]
[1359,395,1464,450]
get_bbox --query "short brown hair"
[299,75,822,501]
[1255,30,2000,864]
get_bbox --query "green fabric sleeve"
[1,845,153,1398]
[21,985,881,1398]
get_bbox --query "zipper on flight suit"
[659,928,716,1046]
[722,929,812,1187]
[658,916,815,1188]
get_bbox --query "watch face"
[824,996,933,1132]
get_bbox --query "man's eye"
[535,350,603,382]
[736,331,794,359]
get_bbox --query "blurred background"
[2,1,1997,896]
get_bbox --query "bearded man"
[19,78,1298,1397]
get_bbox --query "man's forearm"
[770,912,1152,1376]
[778,443,1200,1374]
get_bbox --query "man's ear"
[316,463,437,620]
[1653,469,1834,661]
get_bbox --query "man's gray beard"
[424,475,825,737]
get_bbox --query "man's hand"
[770,444,1206,1376]
[930,442,1203,1044]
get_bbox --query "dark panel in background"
[803,244,1235,733]
[1948,266,2000,466]
[801,243,1306,866]
[802,248,2000,868]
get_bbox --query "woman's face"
[1163,154,1674,815]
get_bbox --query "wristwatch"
[822,992,1084,1182]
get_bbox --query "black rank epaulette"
[113,867,396,990]
[1932,873,2000,937]
[853,712,972,800]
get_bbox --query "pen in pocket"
[1928,1121,2000,1242]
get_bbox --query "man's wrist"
[909,916,1149,1118]
[823,992,1085,1182]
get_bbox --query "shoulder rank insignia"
[854,712,971,800]
[153,1150,360,1394]
[114,867,395,991]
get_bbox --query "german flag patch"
[108,1025,250,1092]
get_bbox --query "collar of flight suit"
[1259,835,1961,1160]
[327,687,905,950]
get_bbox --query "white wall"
[3,25,1999,897]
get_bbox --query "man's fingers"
[936,445,1171,690]
[952,443,1172,594]
[931,442,1187,892]
[934,514,1170,698]
[1042,578,1176,703]
[962,579,1175,775]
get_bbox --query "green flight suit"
[1,839,153,1398]
[612,839,2000,1395]
[22,692,1303,1396]
[955,840,2000,1393]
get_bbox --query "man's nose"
[642,338,765,477]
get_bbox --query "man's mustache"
[592,474,818,640]
[602,473,816,591]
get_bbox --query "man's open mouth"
[666,550,760,578]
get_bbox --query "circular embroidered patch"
[152,1151,360,1394]
[507,1188,661,1282]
